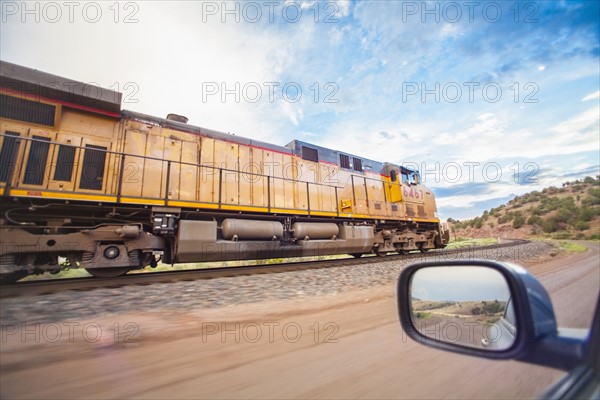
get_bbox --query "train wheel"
[85,267,131,278]
[350,253,363,259]
[394,245,410,255]
[374,247,387,257]
[419,244,430,253]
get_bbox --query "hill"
[448,176,600,240]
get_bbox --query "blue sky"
[1,0,598,219]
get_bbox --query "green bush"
[513,214,525,229]
[498,213,513,224]
[574,221,590,231]
[542,218,559,233]
[582,196,600,207]
[554,208,575,223]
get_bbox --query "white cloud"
[551,107,599,136]
[280,101,304,126]
[299,0,318,9]
[441,24,460,38]
[0,2,306,143]
[432,132,461,145]
[334,0,352,17]
[582,91,600,102]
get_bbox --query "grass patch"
[557,241,587,253]
[22,268,91,281]
[414,312,432,319]
[533,239,588,255]
[22,253,352,280]
[445,237,498,250]
[131,253,351,273]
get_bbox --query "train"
[0,60,449,282]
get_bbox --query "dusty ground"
[1,242,598,399]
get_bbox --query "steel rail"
[0,239,530,298]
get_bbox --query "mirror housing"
[397,260,589,371]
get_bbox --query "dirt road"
[1,242,598,399]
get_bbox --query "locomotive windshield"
[399,168,420,185]
[401,171,409,183]
[410,173,420,185]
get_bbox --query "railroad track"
[0,239,531,298]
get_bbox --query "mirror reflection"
[410,266,515,351]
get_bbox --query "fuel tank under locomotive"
[174,219,375,263]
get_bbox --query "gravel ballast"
[0,242,551,325]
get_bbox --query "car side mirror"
[397,260,589,371]
[390,170,397,182]
[409,265,515,351]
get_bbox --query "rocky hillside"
[448,176,600,240]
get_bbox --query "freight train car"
[0,61,449,281]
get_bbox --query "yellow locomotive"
[0,61,448,281]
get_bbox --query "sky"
[1,0,598,219]
[411,266,510,301]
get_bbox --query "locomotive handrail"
[0,133,405,217]
[0,133,341,188]
[0,133,353,215]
